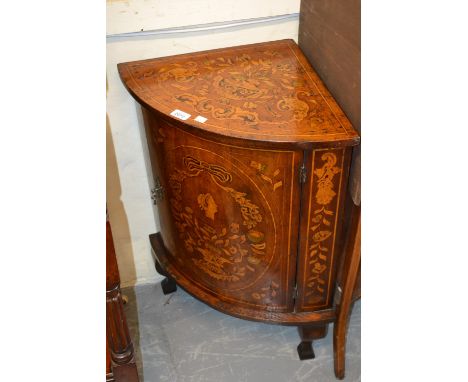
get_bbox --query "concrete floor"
[123,282,361,382]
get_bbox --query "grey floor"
[122,282,360,382]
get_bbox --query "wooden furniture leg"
[161,276,177,295]
[333,204,361,379]
[297,324,329,360]
[153,247,178,295]
[106,214,139,382]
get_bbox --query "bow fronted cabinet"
[118,39,360,379]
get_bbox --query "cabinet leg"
[161,276,177,295]
[334,205,361,379]
[297,340,315,360]
[333,309,349,379]
[154,259,166,276]
[153,256,178,295]
[297,324,328,360]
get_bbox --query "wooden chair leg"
[333,205,361,379]
[107,214,139,381]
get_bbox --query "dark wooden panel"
[299,0,360,131]
[299,0,361,204]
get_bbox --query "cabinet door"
[145,112,302,313]
[295,147,351,312]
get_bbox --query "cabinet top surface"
[118,39,359,146]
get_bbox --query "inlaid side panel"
[144,111,302,313]
[295,147,351,312]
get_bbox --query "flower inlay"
[169,156,268,282]
[305,151,342,305]
[125,43,347,136]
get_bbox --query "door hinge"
[299,163,307,184]
[151,177,165,205]
[293,285,298,299]
[334,284,343,305]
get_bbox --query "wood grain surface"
[143,112,302,313]
[119,40,360,375]
[150,232,336,326]
[119,40,359,148]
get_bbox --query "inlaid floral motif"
[169,156,267,282]
[249,160,283,191]
[155,61,199,83]
[314,153,341,205]
[252,280,279,301]
[277,96,310,121]
[132,47,346,134]
[305,152,342,304]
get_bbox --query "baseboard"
[121,273,165,289]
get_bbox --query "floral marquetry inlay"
[252,281,279,301]
[121,40,360,328]
[118,40,360,144]
[303,150,343,308]
[169,155,270,283]
[250,160,283,191]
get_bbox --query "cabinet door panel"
[146,112,302,313]
[295,147,351,312]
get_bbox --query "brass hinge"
[299,163,307,184]
[151,177,165,205]
[334,284,343,305]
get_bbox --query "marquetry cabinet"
[118,39,360,378]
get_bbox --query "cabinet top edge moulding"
[118,39,360,149]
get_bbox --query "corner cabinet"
[118,39,359,377]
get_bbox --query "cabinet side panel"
[141,107,180,255]
[295,147,351,311]
[149,115,302,313]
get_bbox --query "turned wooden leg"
[333,205,361,379]
[297,324,328,360]
[107,214,139,382]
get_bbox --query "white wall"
[106,0,300,287]
[107,0,300,35]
